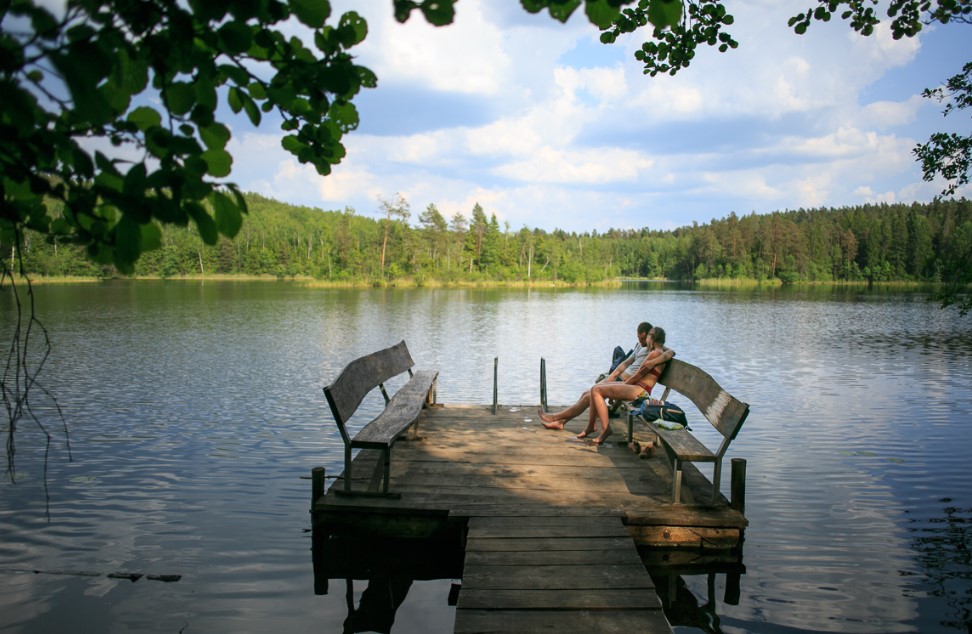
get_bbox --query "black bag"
[609,346,631,373]
[638,399,690,429]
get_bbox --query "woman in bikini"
[580,326,668,446]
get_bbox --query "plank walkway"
[313,404,748,632]
[456,515,671,633]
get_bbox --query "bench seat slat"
[652,426,716,462]
[351,370,438,448]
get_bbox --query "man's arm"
[626,346,675,383]
[606,355,633,381]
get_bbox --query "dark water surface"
[2,281,971,633]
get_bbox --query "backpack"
[609,346,631,373]
[638,399,690,430]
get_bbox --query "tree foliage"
[2,0,969,275]
[9,193,970,310]
[1,0,373,273]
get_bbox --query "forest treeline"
[9,193,972,287]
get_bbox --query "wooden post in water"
[540,357,548,412]
[492,357,498,414]
[730,458,746,514]
[311,467,325,506]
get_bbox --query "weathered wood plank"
[465,536,636,552]
[324,340,414,425]
[461,564,654,590]
[468,515,630,535]
[656,359,749,439]
[457,588,661,610]
[454,609,672,633]
[651,425,715,462]
[351,369,437,447]
[319,403,748,548]
[626,524,742,549]
[463,548,644,567]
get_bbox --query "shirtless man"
[537,321,674,430]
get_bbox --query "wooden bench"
[626,358,749,505]
[323,340,438,497]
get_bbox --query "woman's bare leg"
[576,393,600,438]
[540,390,592,429]
[589,383,644,444]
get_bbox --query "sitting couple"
[538,322,673,446]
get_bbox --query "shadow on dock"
[311,526,745,633]
[311,404,749,632]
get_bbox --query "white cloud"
[337,0,510,95]
[494,146,653,184]
[221,1,964,233]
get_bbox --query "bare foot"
[538,410,564,429]
[593,426,614,445]
[575,426,597,439]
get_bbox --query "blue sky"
[226,1,970,233]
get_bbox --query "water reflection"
[3,281,972,632]
[311,529,463,633]
[907,499,972,631]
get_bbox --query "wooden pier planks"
[315,404,747,631]
[455,516,672,633]
[320,404,746,540]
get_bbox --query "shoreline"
[3,274,954,292]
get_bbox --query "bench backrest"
[656,358,749,442]
[323,340,415,427]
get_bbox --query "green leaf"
[200,122,231,150]
[123,162,147,197]
[281,134,304,153]
[292,0,331,28]
[338,11,368,46]
[228,86,244,113]
[195,76,217,111]
[140,220,162,252]
[329,101,359,133]
[394,0,419,22]
[164,82,196,115]
[219,64,250,86]
[647,0,681,30]
[211,190,243,238]
[248,81,267,100]
[201,148,233,177]
[549,0,581,23]
[584,0,622,29]
[188,203,219,245]
[113,215,142,268]
[357,65,378,89]
[50,45,114,125]
[218,20,253,54]
[420,0,455,26]
[242,93,261,125]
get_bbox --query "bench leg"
[672,458,683,504]
[382,447,391,494]
[711,458,723,504]
[344,445,353,493]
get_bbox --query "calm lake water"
[1,280,971,633]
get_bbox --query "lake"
[1,280,971,633]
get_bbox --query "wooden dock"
[312,404,747,632]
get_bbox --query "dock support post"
[492,357,498,414]
[540,357,547,412]
[312,466,325,507]
[724,571,741,605]
[730,458,746,514]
